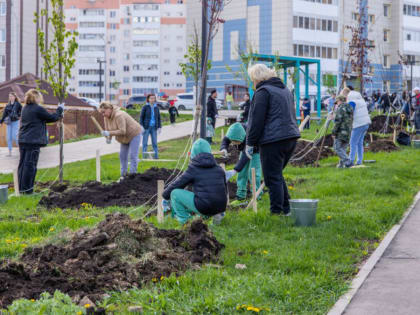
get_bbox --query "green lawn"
[1,126,420,314]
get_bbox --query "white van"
[174,92,223,111]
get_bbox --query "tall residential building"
[0,0,52,82]
[65,0,186,106]
[187,0,420,98]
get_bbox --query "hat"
[190,139,212,159]
[413,87,420,92]
[226,122,246,142]
[336,95,346,102]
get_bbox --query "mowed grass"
[1,124,420,314]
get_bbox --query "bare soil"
[0,213,223,308]
[290,140,335,167]
[366,140,400,153]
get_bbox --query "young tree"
[225,42,257,88]
[179,24,211,106]
[34,0,78,182]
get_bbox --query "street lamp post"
[97,58,106,103]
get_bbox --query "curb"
[328,191,420,315]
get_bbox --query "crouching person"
[220,122,261,203]
[332,95,353,168]
[162,139,227,225]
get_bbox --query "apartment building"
[187,0,420,97]
[0,0,52,82]
[65,0,186,106]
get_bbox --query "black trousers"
[170,114,176,124]
[260,138,297,214]
[18,145,40,194]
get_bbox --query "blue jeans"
[7,120,19,151]
[142,127,158,159]
[349,124,369,165]
[120,133,141,176]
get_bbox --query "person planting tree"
[331,95,353,168]
[99,102,143,178]
[161,139,227,225]
[220,122,262,204]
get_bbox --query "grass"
[1,124,420,314]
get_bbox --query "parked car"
[126,96,147,109]
[156,99,170,110]
[80,97,99,109]
[174,92,223,111]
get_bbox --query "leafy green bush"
[6,291,85,315]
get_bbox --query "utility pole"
[97,58,106,103]
[200,2,208,139]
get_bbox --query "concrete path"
[0,117,227,174]
[344,198,420,315]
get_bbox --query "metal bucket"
[413,140,420,149]
[0,185,8,204]
[290,199,318,227]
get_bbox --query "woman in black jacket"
[0,92,22,156]
[18,89,63,194]
[161,139,227,225]
[246,64,300,215]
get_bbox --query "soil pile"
[316,134,334,148]
[368,115,398,133]
[366,140,399,153]
[39,167,239,209]
[290,140,334,167]
[0,213,223,308]
[39,168,180,209]
[215,146,240,166]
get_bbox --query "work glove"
[58,103,65,110]
[225,170,237,181]
[157,128,162,135]
[106,137,112,144]
[245,145,253,160]
[162,199,171,213]
[101,130,110,137]
[221,149,228,157]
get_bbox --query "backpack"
[397,131,411,146]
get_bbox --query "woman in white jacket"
[347,91,371,166]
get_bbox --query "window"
[79,69,104,75]
[163,83,170,87]
[79,33,104,40]
[123,77,130,83]
[109,70,116,77]
[133,28,159,35]
[133,4,159,10]
[383,55,390,68]
[176,83,183,87]
[292,15,338,32]
[133,16,160,23]
[133,64,158,71]
[124,54,130,60]
[352,12,359,21]
[82,9,104,16]
[124,30,130,37]
[133,40,159,47]
[383,4,390,17]
[110,11,116,18]
[369,15,375,23]
[122,18,130,24]
[0,55,5,68]
[109,58,116,65]
[79,45,105,52]
[123,89,131,96]
[403,4,420,17]
[164,71,170,75]
[132,76,158,82]
[293,43,338,60]
[110,47,116,53]
[123,66,130,72]
[109,23,118,29]
[0,2,6,16]
[80,22,105,28]
[407,33,412,41]
[0,29,5,42]
[384,29,390,42]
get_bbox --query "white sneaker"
[213,213,225,225]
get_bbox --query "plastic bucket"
[413,140,420,149]
[290,199,318,227]
[0,185,8,204]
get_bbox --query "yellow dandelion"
[30,299,35,302]
[263,250,268,254]
[77,312,83,315]
[160,276,164,281]
[21,244,27,248]
[49,227,55,232]
[152,278,158,282]
[327,216,332,220]
[85,216,89,219]
[288,186,294,190]
[84,304,91,308]
[6,239,12,244]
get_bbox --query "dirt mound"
[316,134,334,147]
[39,168,180,209]
[290,140,334,167]
[39,167,239,209]
[215,146,240,165]
[368,115,398,133]
[0,213,223,308]
[366,140,399,153]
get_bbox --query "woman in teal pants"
[162,139,228,224]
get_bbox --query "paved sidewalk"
[344,198,420,315]
[0,118,225,174]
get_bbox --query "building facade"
[0,0,52,83]
[187,0,420,99]
[65,0,186,106]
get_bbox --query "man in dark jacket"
[247,64,300,215]
[413,87,420,137]
[240,92,251,123]
[162,139,227,224]
[380,92,391,113]
[207,90,218,129]
[18,89,63,194]
[140,94,162,159]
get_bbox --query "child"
[161,139,227,225]
[168,103,179,125]
[220,122,261,203]
[206,117,215,144]
[332,95,353,168]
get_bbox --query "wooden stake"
[220,163,229,204]
[298,115,311,132]
[221,128,224,141]
[393,128,397,145]
[91,116,104,133]
[370,133,373,143]
[246,182,265,210]
[13,169,20,197]
[157,180,164,223]
[251,168,257,213]
[96,149,101,182]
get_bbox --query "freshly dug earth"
[366,140,399,153]
[290,140,334,167]
[0,213,224,308]
[39,167,239,209]
[215,146,240,166]
[368,115,398,133]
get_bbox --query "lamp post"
[200,1,208,139]
[97,58,106,103]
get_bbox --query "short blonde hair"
[99,102,114,110]
[24,89,43,105]
[340,87,351,98]
[248,64,277,85]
